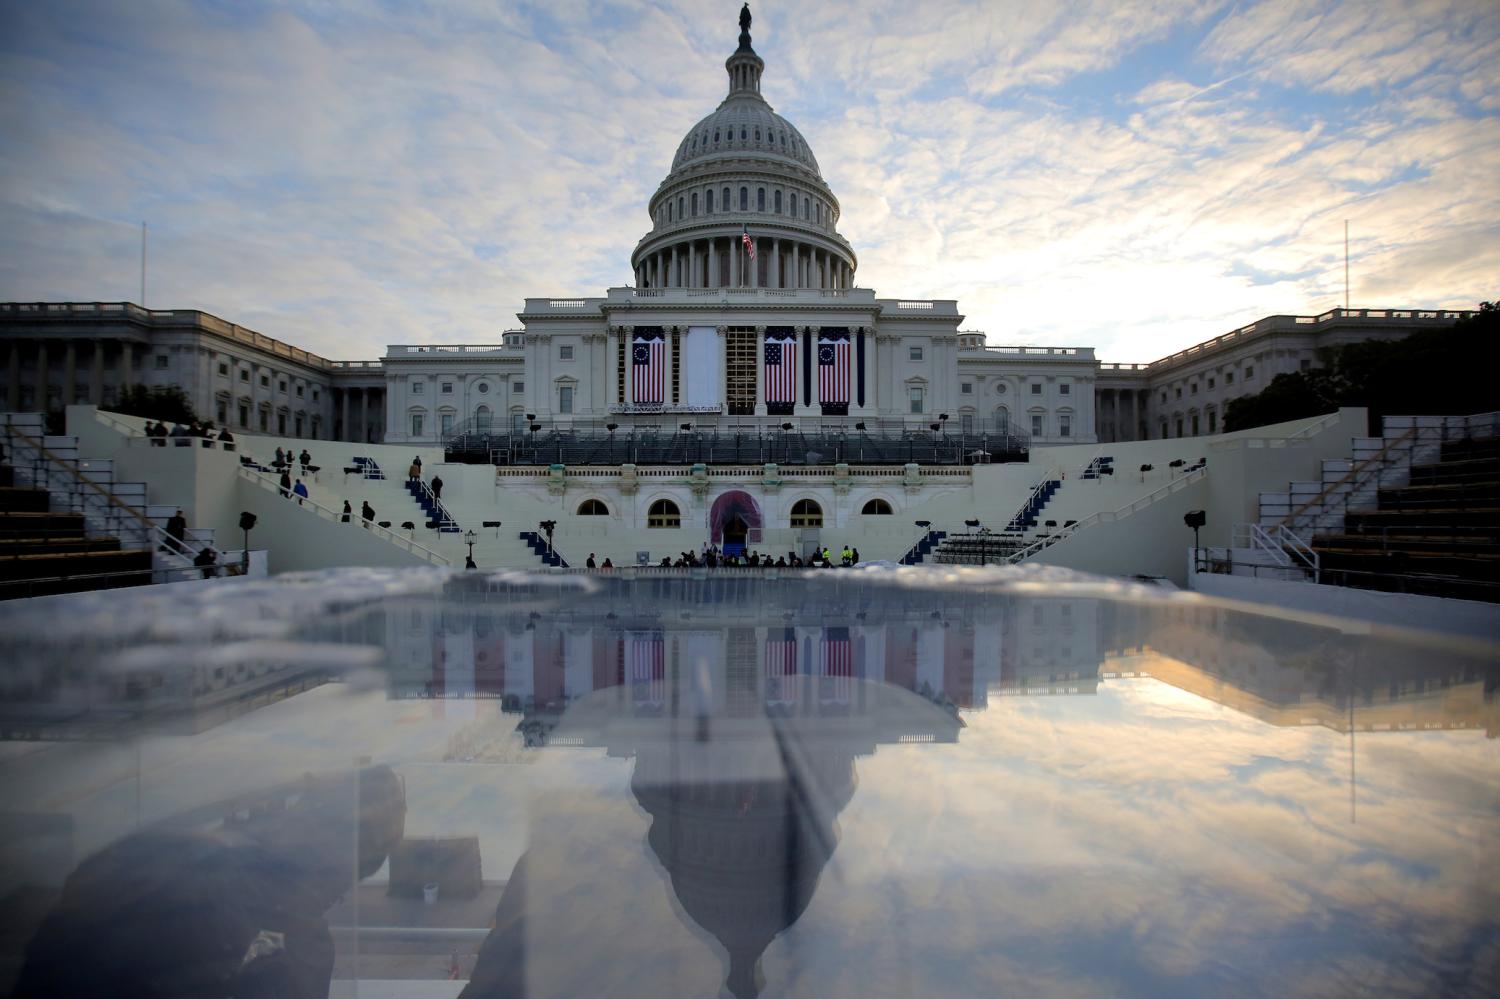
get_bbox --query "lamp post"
[238,511,257,574]
[464,529,477,568]
[1184,510,1206,573]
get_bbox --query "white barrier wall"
[237,479,432,573]
[1190,569,1500,643]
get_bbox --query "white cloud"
[0,0,1495,363]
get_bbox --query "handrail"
[1005,467,1059,530]
[1278,427,1416,531]
[1006,465,1208,563]
[238,467,451,566]
[3,424,156,532]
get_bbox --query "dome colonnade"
[630,5,856,292]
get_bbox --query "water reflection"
[0,572,1495,997]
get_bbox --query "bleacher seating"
[1312,435,1500,602]
[0,461,151,599]
[932,534,1032,565]
[445,424,1030,467]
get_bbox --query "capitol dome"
[630,4,856,292]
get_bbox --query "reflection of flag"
[818,333,850,405]
[632,330,665,405]
[742,224,756,261]
[765,627,798,704]
[629,631,665,705]
[821,626,852,703]
[764,335,797,406]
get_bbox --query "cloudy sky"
[2,0,1496,363]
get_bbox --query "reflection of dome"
[633,741,857,998]
[631,5,856,291]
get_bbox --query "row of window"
[208,355,320,402]
[409,379,510,395]
[637,497,891,528]
[1160,362,1281,404]
[688,122,803,158]
[660,185,829,228]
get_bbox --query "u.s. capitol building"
[0,6,1473,447]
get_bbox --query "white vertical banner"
[915,625,944,696]
[563,630,592,703]
[683,326,721,408]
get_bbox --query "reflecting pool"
[1,567,1496,997]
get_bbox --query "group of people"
[340,499,378,528]
[583,543,861,570]
[272,446,313,473]
[143,420,233,447]
[159,507,222,578]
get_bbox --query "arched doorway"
[709,490,763,551]
[723,515,749,557]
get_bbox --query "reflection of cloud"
[1,1,1495,363]
[765,674,1500,995]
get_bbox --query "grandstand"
[443,417,1029,467]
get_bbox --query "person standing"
[299,448,311,472]
[279,469,292,498]
[430,475,444,500]
[407,461,421,482]
[361,500,375,528]
[164,509,188,555]
[341,500,352,524]
[586,553,597,569]
[292,479,309,505]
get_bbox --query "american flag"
[632,330,665,405]
[742,224,756,261]
[628,631,665,706]
[765,627,798,705]
[818,332,850,405]
[764,333,797,407]
[820,626,853,704]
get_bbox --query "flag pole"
[1344,220,1349,312]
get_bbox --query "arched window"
[861,498,893,515]
[677,196,684,219]
[790,499,823,528]
[648,499,681,528]
[740,187,748,211]
[993,406,1009,434]
[804,200,811,220]
[790,193,797,216]
[691,192,698,216]
[816,203,822,224]
[757,188,765,211]
[577,499,609,516]
[667,203,672,222]
[774,190,782,214]
[475,405,492,431]
[713,129,720,143]
[723,187,731,211]
[740,127,747,141]
[780,131,786,146]
[754,127,761,141]
[706,188,714,212]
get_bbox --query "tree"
[108,385,199,426]
[1224,302,1500,434]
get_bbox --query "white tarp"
[683,326,721,409]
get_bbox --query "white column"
[341,389,350,440]
[731,240,740,287]
[90,339,104,405]
[709,240,718,288]
[772,239,780,289]
[690,242,698,288]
